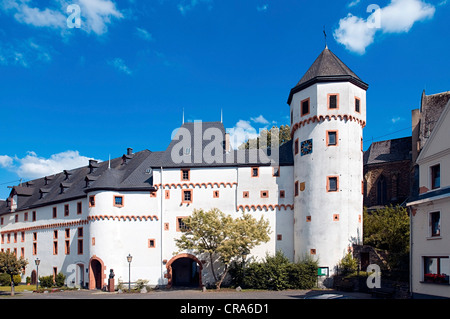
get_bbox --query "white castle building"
[0,47,367,289]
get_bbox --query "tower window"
[301,98,310,116]
[355,97,361,113]
[327,176,339,192]
[181,169,190,181]
[328,94,339,109]
[243,191,249,198]
[176,217,188,232]
[294,139,299,155]
[114,196,124,207]
[251,167,259,177]
[326,131,338,146]
[182,190,193,203]
[260,190,269,198]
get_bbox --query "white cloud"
[13,4,66,28]
[347,0,361,8]
[108,57,132,75]
[250,115,269,124]
[334,0,436,54]
[391,116,404,123]
[0,155,13,168]
[333,13,376,55]
[177,0,212,15]
[135,27,153,41]
[256,4,268,12]
[0,38,52,67]
[227,120,259,150]
[1,0,123,36]
[378,0,435,33]
[77,0,123,35]
[1,150,99,179]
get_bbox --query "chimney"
[127,148,133,155]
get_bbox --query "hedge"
[231,251,318,290]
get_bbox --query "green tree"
[363,205,410,271]
[175,208,271,289]
[0,251,28,296]
[239,125,291,150]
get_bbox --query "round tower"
[288,47,368,280]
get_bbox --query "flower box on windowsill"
[422,273,449,284]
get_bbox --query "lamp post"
[35,258,40,291]
[127,254,132,291]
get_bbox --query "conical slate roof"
[287,47,368,104]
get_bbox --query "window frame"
[327,176,339,192]
[355,97,361,113]
[326,130,338,146]
[327,93,339,110]
[182,189,193,204]
[176,217,188,232]
[251,167,259,178]
[423,256,449,284]
[181,169,190,181]
[300,98,310,117]
[430,164,441,190]
[89,195,95,208]
[429,211,441,238]
[113,195,124,207]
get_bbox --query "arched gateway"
[166,253,203,288]
[89,256,106,290]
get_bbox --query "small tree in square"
[175,208,271,289]
[0,251,28,296]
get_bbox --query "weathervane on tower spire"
[323,25,328,49]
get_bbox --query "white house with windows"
[407,99,450,298]
[0,47,367,289]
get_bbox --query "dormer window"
[44,175,53,185]
[88,160,100,173]
[64,170,72,180]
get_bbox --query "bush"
[39,275,55,288]
[232,251,318,290]
[0,273,21,286]
[338,252,358,276]
[55,273,66,287]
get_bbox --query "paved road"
[1,288,372,299]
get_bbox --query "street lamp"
[127,254,132,291]
[35,258,40,291]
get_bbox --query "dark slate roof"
[287,47,369,104]
[0,122,294,215]
[418,90,450,145]
[155,121,293,168]
[0,149,157,215]
[363,136,412,166]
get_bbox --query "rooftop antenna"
[220,108,223,123]
[108,154,111,169]
[323,25,327,49]
[182,108,185,124]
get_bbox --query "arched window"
[376,175,387,205]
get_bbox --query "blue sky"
[0,0,449,199]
